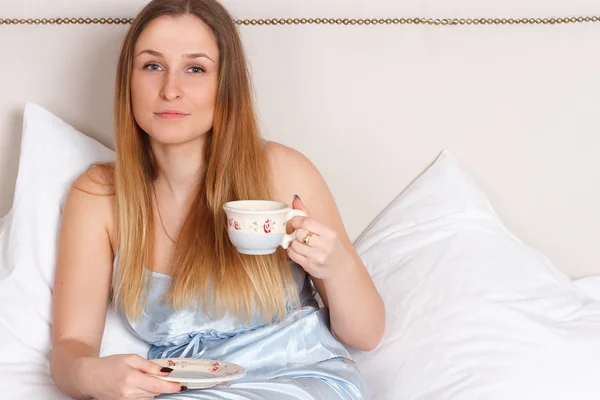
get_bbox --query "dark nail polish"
[160,367,174,373]
[180,386,188,392]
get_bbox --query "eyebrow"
[135,49,216,63]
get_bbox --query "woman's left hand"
[286,196,352,280]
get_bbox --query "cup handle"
[280,209,308,249]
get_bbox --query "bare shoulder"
[72,163,115,195]
[263,141,307,164]
[65,163,116,249]
[263,141,325,199]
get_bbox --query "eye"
[143,63,163,71]
[188,66,206,73]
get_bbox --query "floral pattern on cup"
[248,219,277,233]
[229,219,241,230]
[263,219,273,233]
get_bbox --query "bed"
[2,0,600,399]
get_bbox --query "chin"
[146,130,207,146]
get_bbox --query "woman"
[50,0,384,399]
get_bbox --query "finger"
[287,243,309,266]
[294,228,322,249]
[290,216,329,234]
[134,372,185,395]
[290,237,328,261]
[124,354,172,376]
[292,195,308,213]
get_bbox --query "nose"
[159,71,182,101]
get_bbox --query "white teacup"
[223,200,307,255]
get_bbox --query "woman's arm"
[50,171,116,398]
[266,143,385,351]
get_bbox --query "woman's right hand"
[76,354,185,399]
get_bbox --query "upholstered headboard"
[2,0,600,277]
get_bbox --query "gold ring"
[302,231,314,247]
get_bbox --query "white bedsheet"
[2,271,600,399]
[574,276,600,302]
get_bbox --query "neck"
[150,135,208,205]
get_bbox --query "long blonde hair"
[112,0,295,322]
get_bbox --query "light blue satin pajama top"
[114,256,369,399]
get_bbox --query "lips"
[154,110,190,119]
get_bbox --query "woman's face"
[131,14,220,145]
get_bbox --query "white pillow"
[350,150,600,400]
[0,103,149,399]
